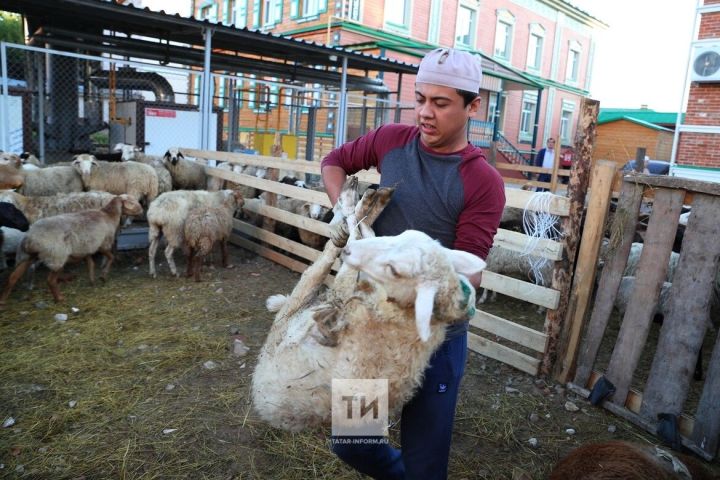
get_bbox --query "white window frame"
[384,0,412,34]
[526,23,545,72]
[560,101,576,144]
[566,41,581,84]
[454,1,478,49]
[519,91,537,141]
[427,0,442,44]
[494,9,515,61]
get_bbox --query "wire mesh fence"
[0,43,413,165]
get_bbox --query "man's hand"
[330,222,350,248]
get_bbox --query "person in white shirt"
[534,137,555,191]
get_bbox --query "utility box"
[111,101,221,154]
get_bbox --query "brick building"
[673,0,720,182]
[191,0,605,160]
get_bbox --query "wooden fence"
[180,148,615,378]
[566,174,720,461]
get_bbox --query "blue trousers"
[536,173,551,192]
[331,333,468,480]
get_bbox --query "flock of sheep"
[0,145,329,304]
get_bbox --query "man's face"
[547,139,556,150]
[414,82,479,153]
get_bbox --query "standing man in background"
[320,47,505,479]
[534,137,556,191]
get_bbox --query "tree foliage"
[0,11,23,44]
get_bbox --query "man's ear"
[468,96,481,116]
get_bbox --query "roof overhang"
[2,0,420,93]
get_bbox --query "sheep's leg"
[220,240,228,268]
[99,250,114,281]
[47,270,65,303]
[186,248,195,278]
[148,230,160,278]
[87,256,96,285]
[193,255,202,283]
[477,288,488,304]
[0,258,33,304]
[164,244,178,277]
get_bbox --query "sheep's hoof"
[311,304,345,347]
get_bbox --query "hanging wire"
[520,191,562,286]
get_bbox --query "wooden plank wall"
[184,148,574,376]
[568,174,720,461]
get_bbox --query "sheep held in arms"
[251,177,486,432]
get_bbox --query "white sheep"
[0,226,24,271]
[477,245,553,305]
[72,154,159,206]
[272,195,331,249]
[147,189,244,277]
[0,162,83,196]
[251,180,486,432]
[0,190,116,224]
[0,195,143,304]
[183,201,242,281]
[163,148,207,190]
[114,143,173,195]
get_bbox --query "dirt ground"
[1,244,719,479]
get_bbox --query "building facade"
[191,0,605,159]
[673,0,720,182]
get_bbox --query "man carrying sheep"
[321,48,505,480]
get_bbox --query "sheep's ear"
[163,150,171,161]
[415,283,438,342]
[444,248,487,278]
[301,203,311,215]
[177,151,184,159]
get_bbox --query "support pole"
[200,28,214,150]
[1,42,9,151]
[335,56,348,147]
[37,52,45,162]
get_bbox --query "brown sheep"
[183,202,240,282]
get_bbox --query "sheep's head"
[72,154,99,176]
[0,164,24,191]
[341,230,486,342]
[222,189,245,211]
[118,194,144,216]
[0,152,22,169]
[301,202,329,220]
[163,148,184,166]
[0,202,29,232]
[114,143,141,162]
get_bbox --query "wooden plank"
[605,187,685,406]
[544,99,599,377]
[467,332,540,375]
[555,160,616,383]
[480,271,560,310]
[504,188,571,216]
[230,234,309,275]
[502,177,549,189]
[641,194,720,420]
[243,202,332,237]
[494,228,564,261]
[566,380,711,461]
[692,327,720,458]
[496,163,550,174]
[574,180,644,388]
[471,310,547,353]
[623,173,720,196]
[207,166,332,206]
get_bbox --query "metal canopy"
[2,0,419,92]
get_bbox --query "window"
[455,3,477,49]
[235,0,247,27]
[519,92,537,141]
[290,0,328,19]
[427,0,441,44]
[566,41,581,84]
[346,0,362,21]
[385,0,411,32]
[199,2,218,22]
[494,10,515,61]
[487,93,506,133]
[560,101,576,144]
[252,0,282,28]
[225,0,235,24]
[526,24,545,71]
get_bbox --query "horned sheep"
[147,189,244,277]
[0,195,143,304]
[251,180,486,432]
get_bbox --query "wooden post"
[261,132,283,233]
[573,179,644,387]
[692,327,720,458]
[550,150,561,193]
[641,194,720,419]
[635,147,647,173]
[553,160,616,383]
[542,98,599,376]
[605,187,685,406]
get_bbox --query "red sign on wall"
[145,108,176,118]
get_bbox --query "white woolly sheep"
[183,201,242,282]
[1,227,25,271]
[0,190,116,224]
[0,202,29,271]
[0,162,83,196]
[147,189,244,277]
[0,195,143,304]
[114,143,173,194]
[252,181,486,432]
[162,148,207,190]
[273,195,331,249]
[19,152,42,167]
[72,154,159,206]
[477,245,553,306]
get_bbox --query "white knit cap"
[416,48,483,94]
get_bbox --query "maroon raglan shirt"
[321,123,505,260]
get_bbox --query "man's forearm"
[321,165,348,206]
